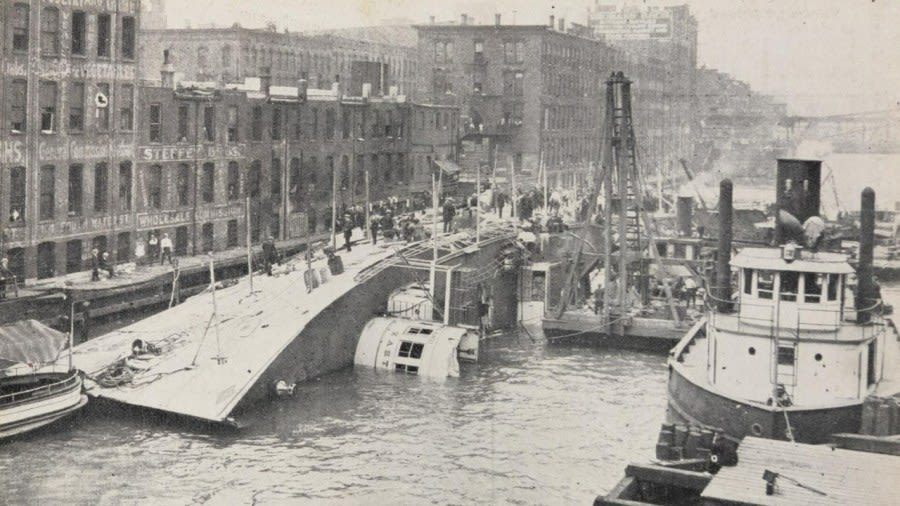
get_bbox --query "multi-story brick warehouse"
[138,25,419,97]
[0,0,142,282]
[415,15,623,190]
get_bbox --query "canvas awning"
[0,319,68,368]
[434,160,462,176]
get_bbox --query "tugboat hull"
[666,362,862,444]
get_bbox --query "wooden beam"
[831,433,900,456]
[625,464,711,491]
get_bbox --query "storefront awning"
[434,160,462,176]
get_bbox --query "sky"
[159,0,900,117]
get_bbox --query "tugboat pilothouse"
[667,159,900,444]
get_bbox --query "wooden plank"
[703,436,900,505]
[831,433,900,456]
[594,476,644,506]
[624,464,711,491]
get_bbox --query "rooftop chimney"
[160,49,175,89]
[429,16,435,25]
[460,13,467,25]
[495,13,501,26]
[549,15,555,29]
[260,67,272,95]
[559,18,565,32]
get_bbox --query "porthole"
[814,353,823,362]
[748,347,756,356]
[750,423,763,436]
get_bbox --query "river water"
[0,304,668,505]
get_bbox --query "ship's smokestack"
[857,187,876,323]
[775,159,822,244]
[677,196,693,236]
[717,179,733,312]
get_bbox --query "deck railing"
[0,368,80,407]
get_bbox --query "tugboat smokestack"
[717,179,733,312]
[857,187,876,323]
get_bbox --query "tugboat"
[667,159,900,444]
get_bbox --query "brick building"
[589,2,698,186]
[138,25,419,98]
[1,0,142,282]
[415,15,620,190]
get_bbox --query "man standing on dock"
[148,233,159,265]
[262,236,279,275]
[160,233,174,266]
[343,213,353,252]
[90,248,101,281]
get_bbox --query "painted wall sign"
[2,59,136,81]
[139,144,246,162]
[135,204,245,230]
[0,140,25,165]
[38,139,135,162]
[36,213,132,239]
[48,0,137,14]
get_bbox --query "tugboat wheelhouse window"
[757,271,774,299]
[827,273,839,301]
[398,341,425,359]
[803,272,823,303]
[780,271,799,302]
[743,269,754,295]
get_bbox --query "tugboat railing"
[704,293,885,342]
[0,369,81,407]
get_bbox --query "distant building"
[139,26,419,97]
[589,1,698,182]
[141,0,167,30]
[415,15,619,190]
[0,0,142,282]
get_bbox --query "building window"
[202,223,214,253]
[251,106,263,141]
[10,79,27,133]
[121,16,136,59]
[325,108,336,140]
[97,13,111,57]
[71,11,86,55]
[149,103,162,143]
[222,45,232,67]
[41,7,60,56]
[271,158,282,197]
[97,83,110,131]
[39,81,57,133]
[202,162,215,203]
[204,106,215,141]
[12,4,28,51]
[433,41,453,63]
[8,167,26,225]
[119,85,134,130]
[342,110,351,139]
[94,163,108,213]
[249,160,262,198]
[310,108,318,138]
[40,166,55,221]
[354,155,365,196]
[68,165,83,216]
[146,165,162,209]
[474,40,484,59]
[228,161,240,200]
[504,40,525,64]
[289,158,301,207]
[227,220,239,247]
[66,240,83,274]
[177,105,189,141]
[176,164,189,207]
[197,46,209,69]
[119,161,132,211]
[68,82,86,132]
[37,242,55,280]
[272,107,282,140]
[227,105,239,142]
[503,71,524,97]
[117,232,131,262]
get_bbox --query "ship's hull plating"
[666,362,862,444]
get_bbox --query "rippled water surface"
[1,310,668,505]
